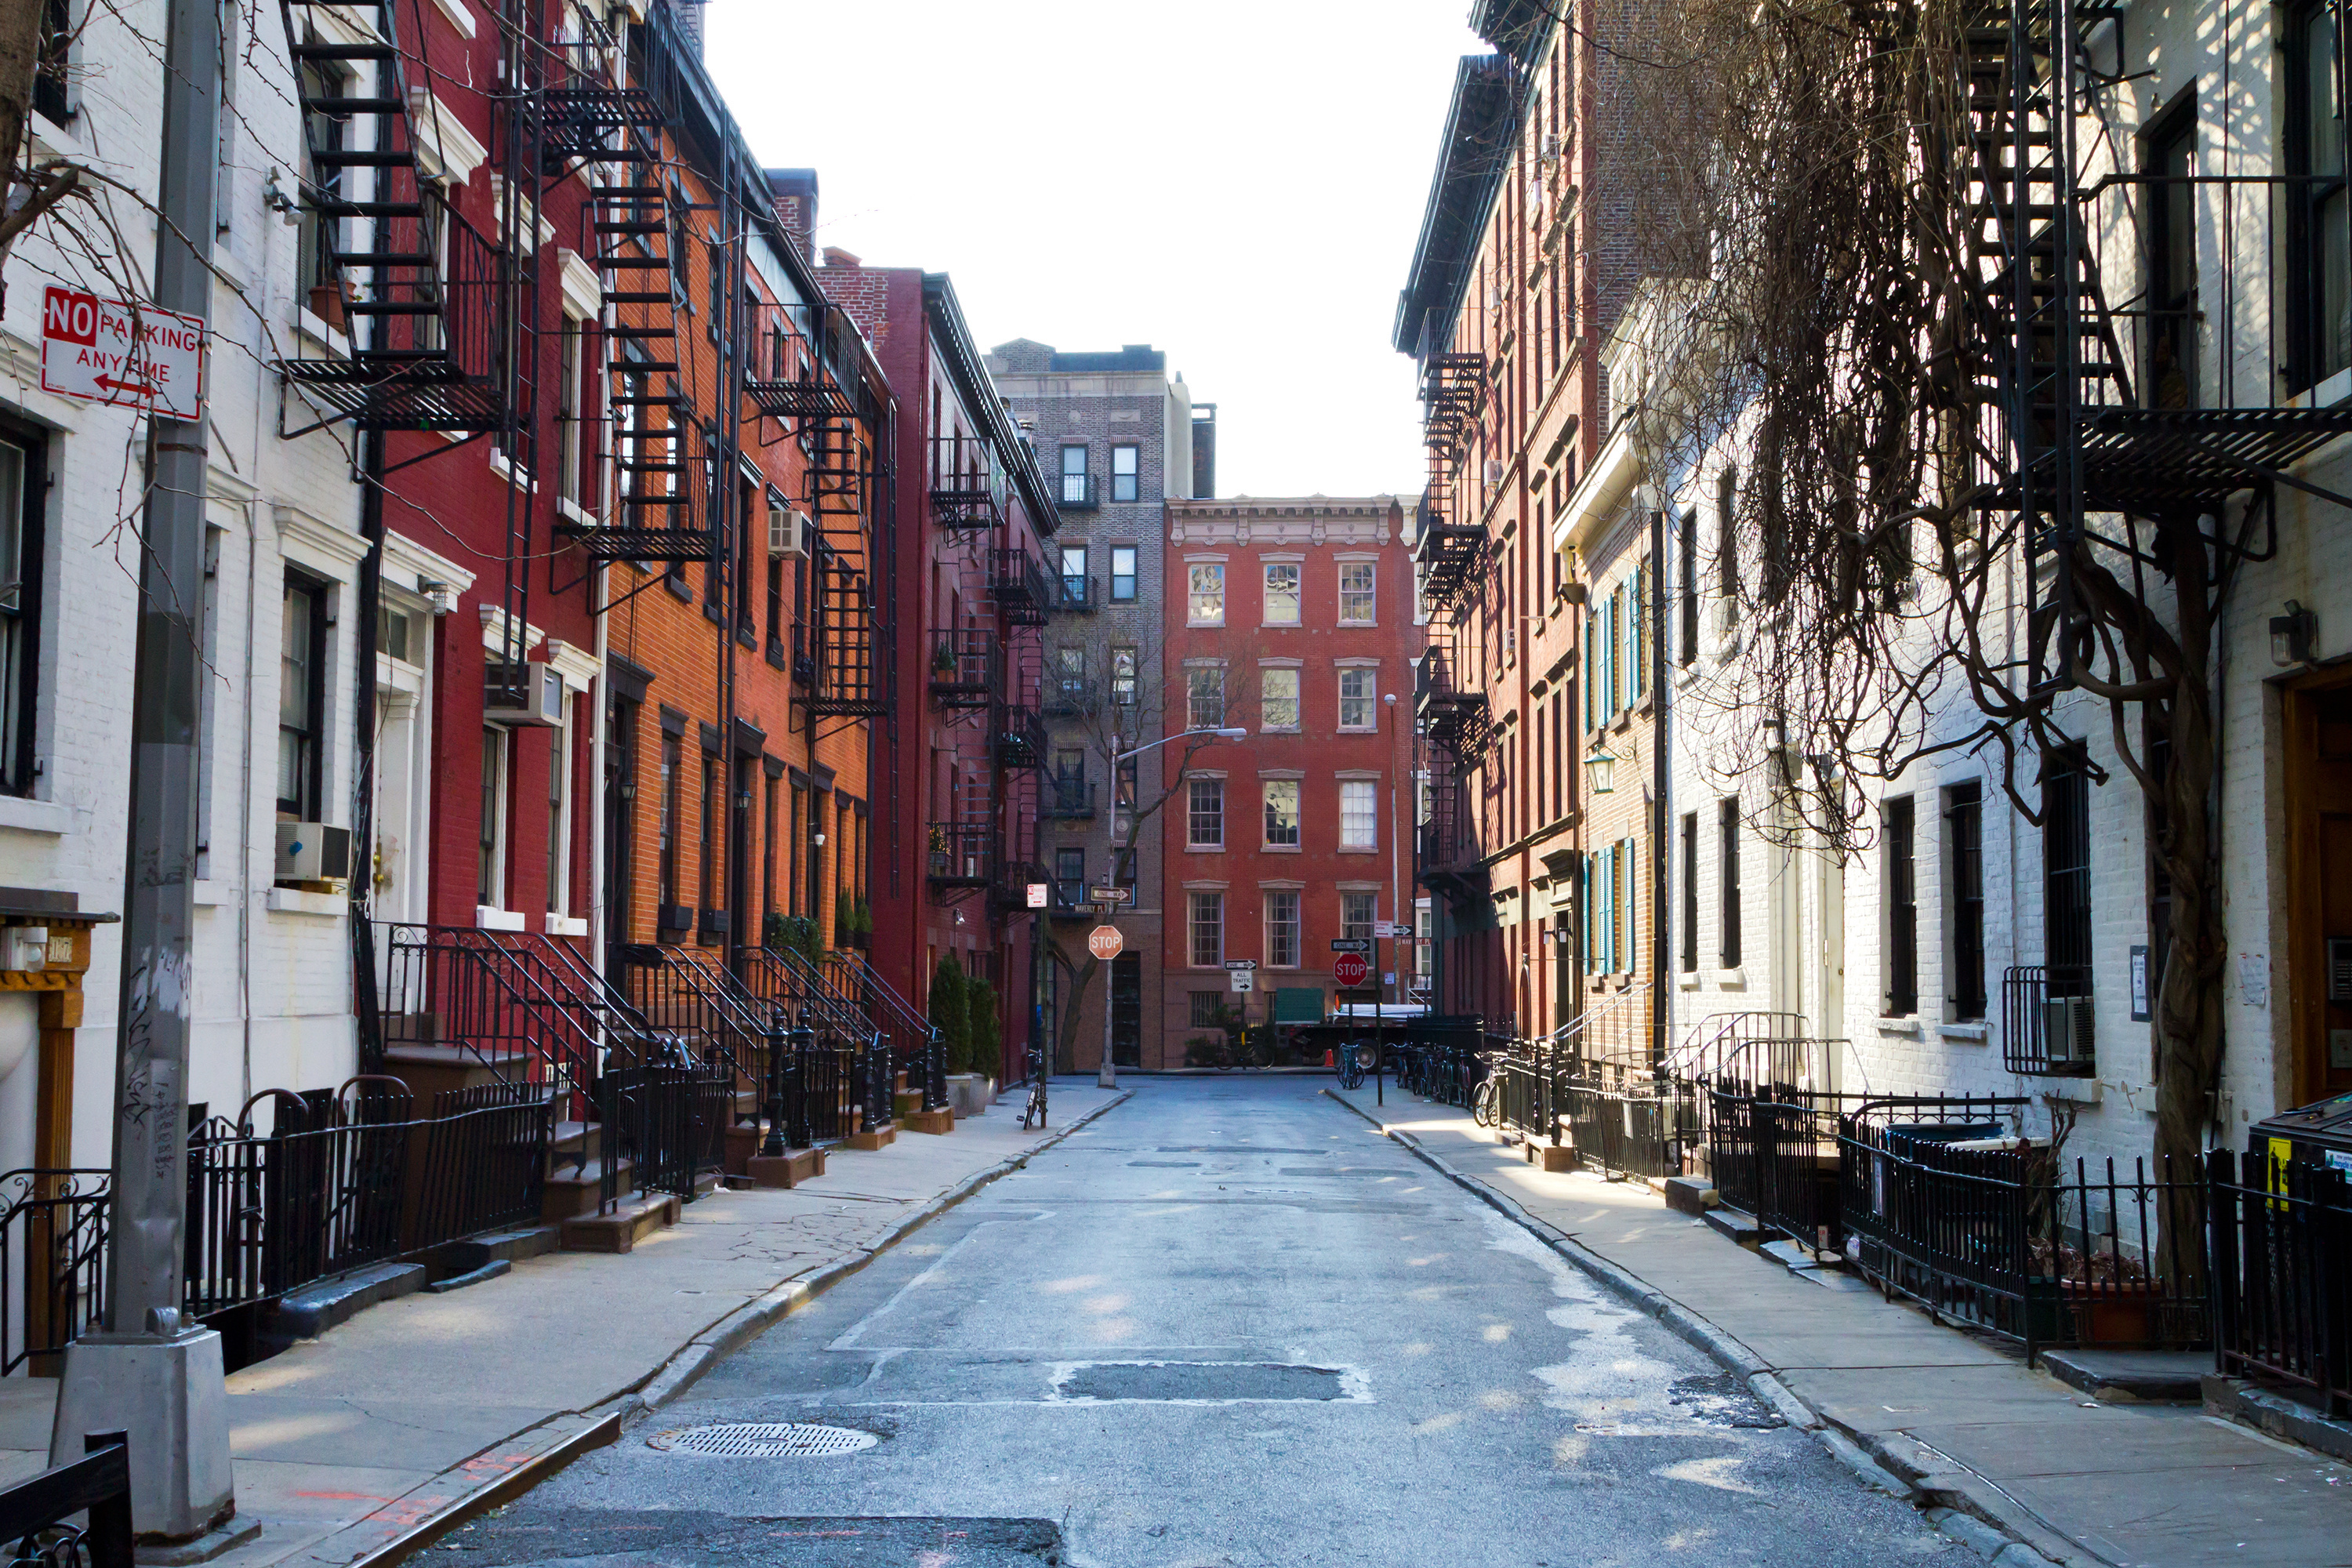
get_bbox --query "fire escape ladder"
[811,549,885,717]
[1416,352,1490,612]
[278,0,509,431]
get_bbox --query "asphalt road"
[452,1077,1979,1566]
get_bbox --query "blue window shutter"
[1581,854,1595,974]
[1602,844,1617,972]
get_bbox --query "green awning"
[1273,986,1326,1022]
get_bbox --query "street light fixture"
[1584,747,1619,796]
[1091,727,1247,1089]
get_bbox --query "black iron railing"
[826,947,946,1112]
[611,944,776,1123]
[927,627,1000,710]
[927,820,995,887]
[0,1170,107,1377]
[412,1082,556,1246]
[1058,471,1100,510]
[2209,1149,2351,1417]
[594,1062,730,1208]
[1043,778,1097,818]
[1055,575,1101,613]
[989,547,1051,625]
[2002,963,2096,1076]
[742,945,889,1140]
[994,700,1048,769]
[1044,676,1097,716]
[930,434,1005,532]
[0,1430,132,1568]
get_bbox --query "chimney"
[766,167,818,263]
[672,0,708,57]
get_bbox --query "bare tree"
[1607,0,2252,1261]
[1040,622,1256,1073]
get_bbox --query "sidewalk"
[1324,1083,2352,1568]
[0,1083,1124,1568]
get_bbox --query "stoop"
[559,1192,680,1254]
[845,1123,896,1151]
[745,1147,826,1187]
[902,1108,955,1135]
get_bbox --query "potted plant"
[928,825,950,877]
[851,895,873,950]
[946,973,999,1117]
[931,639,958,679]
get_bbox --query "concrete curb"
[615,1089,1134,1421]
[1317,1088,2101,1568]
[335,1412,620,1568]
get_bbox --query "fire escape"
[1414,352,1489,613]
[1415,622,1490,909]
[801,314,887,720]
[1962,0,2352,692]
[278,1,514,434]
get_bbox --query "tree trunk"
[2149,524,2225,1289]
[0,0,45,196]
[1053,950,1099,1076]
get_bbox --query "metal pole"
[1098,896,1116,1090]
[51,0,236,1538]
[1098,742,1123,1090]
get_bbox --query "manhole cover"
[646,1422,880,1456]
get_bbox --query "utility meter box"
[0,926,47,973]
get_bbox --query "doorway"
[2285,673,2352,1106]
[1112,953,1142,1068]
[604,691,640,967]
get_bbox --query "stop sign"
[1334,951,1371,988]
[1087,925,1124,961]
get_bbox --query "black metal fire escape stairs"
[806,383,887,718]
[1415,352,1489,614]
[1965,0,2352,691]
[278,1,514,434]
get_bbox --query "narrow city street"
[440,1080,1973,1567]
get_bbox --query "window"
[659,731,681,917]
[1263,562,1301,625]
[1189,991,1225,1028]
[1415,901,1433,982]
[1338,561,1376,624]
[475,725,506,906]
[1112,443,1140,502]
[1627,563,1646,703]
[1189,891,1224,967]
[1261,667,1299,731]
[278,573,328,818]
[1112,645,1138,705]
[1678,509,1697,666]
[547,711,572,915]
[1263,779,1301,847]
[1061,545,1087,604]
[1186,666,1225,728]
[1945,781,1986,1020]
[2044,749,2092,982]
[1340,779,1377,850]
[699,750,720,927]
[762,773,779,926]
[1188,775,1225,848]
[1265,891,1301,967]
[34,0,71,122]
[1188,563,1225,624]
[2146,108,2198,409]
[1884,795,1917,1015]
[1054,644,1086,706]
[787,779,804,917]
[1679,811,1698,972]
[1341,891,1377,942]
[0,431,43,798]
[2291,0,2350,387]
[1718,798,1741,967]
[1060,444,1089,505]
[1111,546,1138,601]
[557,317,586,508]
[1716,467,1739,616]
[1054,845,1085,906]
[1338,667,1376,730]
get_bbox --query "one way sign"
[41,287,206,420]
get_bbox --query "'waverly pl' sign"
[40,287,207,420]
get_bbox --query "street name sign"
[1089,886,1134,906]
[1087,925,1123,961]
[1330,938,1373,954]
[41,288,206,419]
[1333,952,1372,988]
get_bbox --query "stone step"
[900,1108,955,1136]
[559,1191,681,1254]
[844,1123,895,1152]
[744,1146,826,1188]
[542,1157,636,1222]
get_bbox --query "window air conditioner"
[1484,459,1505,489]
[485,662,565,728]
[2042,994,2096,1071]
[769,503,810,559]
[276,822,354,886]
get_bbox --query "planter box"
[946,1073,995,1118]
[2063,1278,2165,1347]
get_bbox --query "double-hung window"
[1189,563,1225,624]
[1111,443,1140,502]
[1112,646,1138,706]
[279,572,329,819]
[1060,445,1089,506]
[1186,666,1225,728]
[659,731,682,923]
[1884,795,1918,1015]
[1945,781,1986,1020]
[1261,666,1299,731]
[1679,812,1698,972]
[1341,891,1377,942]
[1188,776,1225,848]
[1263,779,1301,847]
[1265,891,1301,967]
[1338,667,1375,730]
[1719,798,1741,967]
[1338,561,1376,624]
[1339,779,1377,850]
[2290,0,2350,388]
[0,430,44,798]
[1263,562,1301,624]
[546,708,572,916]
[1061,546,1087,606]
[1111,545,1138,601]
[1189,891,1224,967]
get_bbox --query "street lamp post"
[1098,726,1247,1088]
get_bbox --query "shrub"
[930,955,969,1069]
[965,978,1000,1076]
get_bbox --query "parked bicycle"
[1335,1038,1378,1090]
[1212,1029,1276,1070]
[1021,1042,1047,1130]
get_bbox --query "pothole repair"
[646,1421,882,1456]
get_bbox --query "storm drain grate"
[646,1422,880,1457]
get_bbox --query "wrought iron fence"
[595,1063,731,1210]
[412,1082,556,1248]
[0,1170,107,1377]
[0,1429,132,1568]
[2209,1149,2351,1417]
[1557,1075,1703,1182]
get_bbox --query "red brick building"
[1157,498,1418,1062]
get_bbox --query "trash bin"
[2249,1090,2352,1175]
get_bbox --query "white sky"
[704,1,1485,500]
